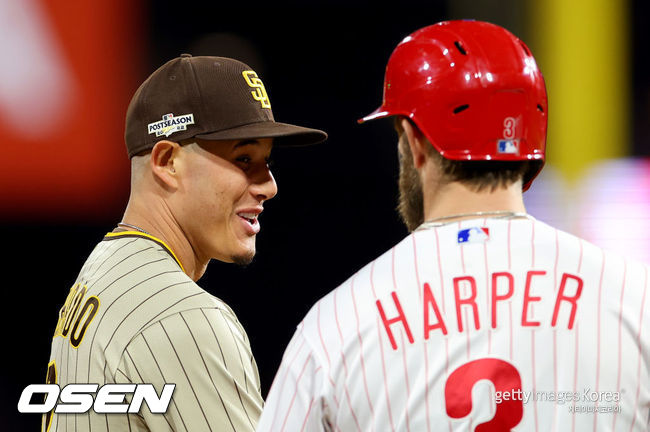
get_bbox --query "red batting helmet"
[359,20,547,189]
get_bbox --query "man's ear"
[401,118,428,169]
[150,140,181,188]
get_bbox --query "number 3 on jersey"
[445,358,523,431]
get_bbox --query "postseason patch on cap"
[497,139,519,154]
[458,227,490,244]
[148,113,195,138]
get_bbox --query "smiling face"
[174,137,277,266]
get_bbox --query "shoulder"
[527,221,649,303]
[119,298,254,374]
[82,233,228,326]
[81,234,186,294]
[131,286,246,340]
[297,238,410,358]
[84,237,247,372]
[544,220,649,271]
[135,305,243,350]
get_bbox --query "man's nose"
[251,166,278,202]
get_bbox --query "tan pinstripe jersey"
[44,231,263,432]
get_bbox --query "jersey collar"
[103,231,186,273]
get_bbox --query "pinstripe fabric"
[257,218,650,432]
[44,233,263,431]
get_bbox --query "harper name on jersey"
[378,266,582,351]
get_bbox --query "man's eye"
[236,156,252,164]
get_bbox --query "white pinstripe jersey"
[257,217,650,431]
[44,231,263,432]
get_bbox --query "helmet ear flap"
[522,160,545,191]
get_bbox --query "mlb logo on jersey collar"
[457,227,490,244]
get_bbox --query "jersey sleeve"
[116,307,264,431]
[256,327,329,432]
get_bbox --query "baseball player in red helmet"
[256,20,649,431]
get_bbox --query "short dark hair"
[394,117,543,192]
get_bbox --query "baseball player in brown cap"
[42,54,326,431]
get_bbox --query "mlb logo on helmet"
[498,139,519,154]
[457,227,490,244]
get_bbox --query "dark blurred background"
[3,0,649,429]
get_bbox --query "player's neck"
[120,196,206,282]
[423,180,526,223]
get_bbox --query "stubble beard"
[231,250,255,267]
[397,135,425,232]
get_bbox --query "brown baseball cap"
[125,54,327,158]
